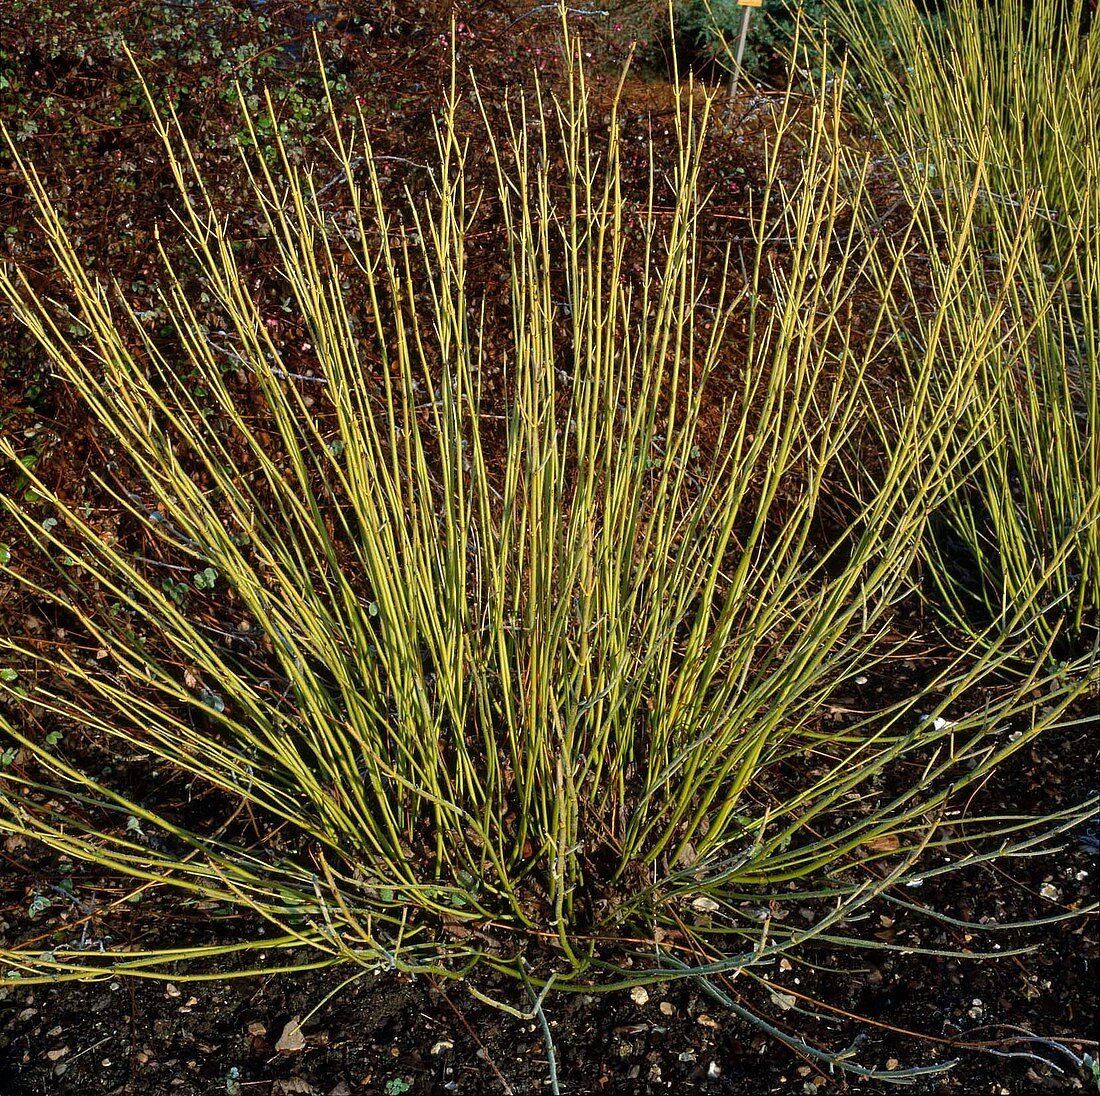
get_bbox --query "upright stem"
[728,5,753,105]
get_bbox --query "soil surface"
[1,752,1096,1096]
[1,3,1097,1093]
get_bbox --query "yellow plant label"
[738,0,763,6]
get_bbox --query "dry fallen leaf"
[275,1016,306,1053]
[863,833,900,854]
[769,991,797,1011]
[272,1079,314,1095]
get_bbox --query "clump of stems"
[834,0,1099,658]
[0,22,1094,1023]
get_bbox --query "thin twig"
[432,979,515,1094]
[503,4,609,32]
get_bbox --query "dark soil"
[0,2,1097,1093]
